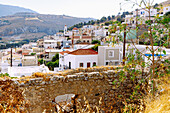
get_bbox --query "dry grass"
[144,75,170,113]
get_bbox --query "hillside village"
[0,0,169,113]
[0,4,169,78]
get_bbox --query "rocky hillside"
[0,12,94,39]
[0,4,37,17]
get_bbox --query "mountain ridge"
[0,12,95,39]
[0,4,37,17]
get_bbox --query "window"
[132,20,134,24]
[108,50,114,57]
[115,62,119,66]
[106,62,108,65]
[69,62,71,69]
[106,32,108,36]
[87,40,89,43]
[87,62,90,68]
[93,62,96,66]
[79,63,83,67]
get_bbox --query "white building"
[64,25,68,36]
[8,64,49,77]
[163,6,170,14]
[125,8,158,26]
[73,44,95,50]
[1,53,22,66]
[98,45,123,66]
[43,35,65,49]
[22,44,32,49]
[132,8,157,17]
[44,40,58,49]
[22,55,38,66]
[59,49,98,70]
[93,28,109,37]
[45,49,62,60]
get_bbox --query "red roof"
[72,36,80,39]
[59,51,70,55]
[22,53,29,55]
[82,36,91,39]
[72,27,78,30]
[68,49,98,55]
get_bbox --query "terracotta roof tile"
[82,36,91,39]
[72,27,78,30]
[22,53,29,55]
[73,36,80,39]
[68,49,98,55]
[60,51,70,55]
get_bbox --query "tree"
[107,16,111,20]
[46,60,59,71]
[46,61,54,70]
[153,3,159,8]
[100,16,107,22]
[91,44,100,52]
[96,19,100,24]
[84,22,87,25]
[31,53,36,56]
[52,53,59,62]
[92,40,100,45]
[104,21,110,26]
[112,15,115,19]
[59,30,64,33]
[117,17,122,22]
[106,0,170,112]
[38,59,44,65]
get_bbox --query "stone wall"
[11,66,148,112]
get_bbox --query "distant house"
[70,36,92,44]
[45,49,62,61]
[37,39,44,48]
[125,8,158,26]
[59,49,98,70]
[22,49,31,56]
[22,55,38,66]
[43,35,64,49]
[22,44,31,49]
[163,6,170,14]
[1,53,22,66]
[44,40,58,49]
[62,40,72,48]
[72,27,79,35]
[74,44,95,50]
[98,45,122,66]
[8,64,49,77]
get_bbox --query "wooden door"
[87,62,90,68]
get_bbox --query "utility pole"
[10,47,12,67]
[91,30,94,41]
[72,32,74,49]
[136,8,139,45]
[123,24,126,65]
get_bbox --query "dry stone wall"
[10,66,148,113]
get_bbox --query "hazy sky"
[0,0,167,19]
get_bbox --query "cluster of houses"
[0,4,169,77]
[124,5,170,27]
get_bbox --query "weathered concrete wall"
[12,66,147,113]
